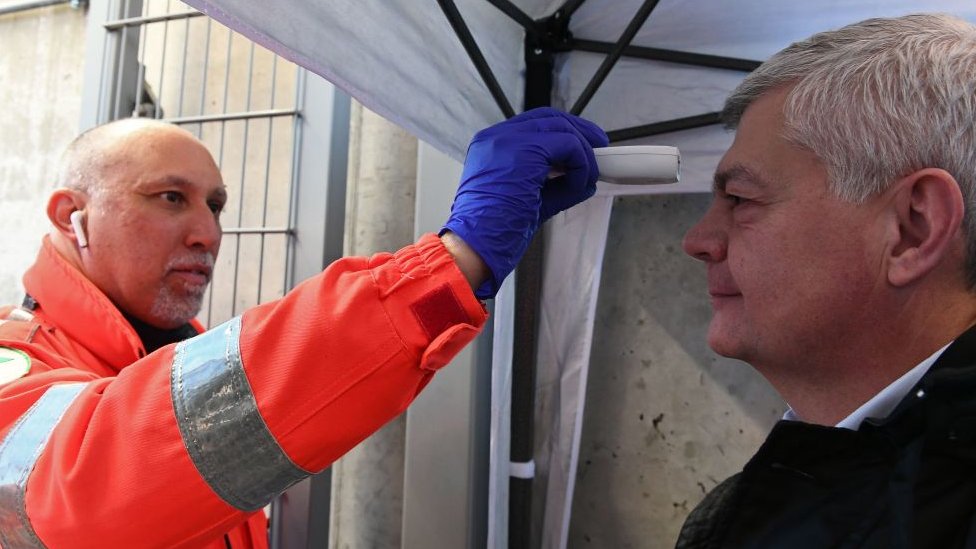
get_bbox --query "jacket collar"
[23,236,146,373]
[861,323,976,443]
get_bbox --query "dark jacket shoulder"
[677,327,976,549]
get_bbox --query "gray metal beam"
[79,0,145,128]
[102,9,202,29]
[166,108,298,125]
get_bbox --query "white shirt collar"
[782,343,951,430]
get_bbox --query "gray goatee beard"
[149,284,207,326]
[149,253,214,326]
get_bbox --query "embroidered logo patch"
[0,347,31,385]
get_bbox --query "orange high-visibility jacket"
[0,234,486,548]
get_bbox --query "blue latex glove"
[442,107,609,299]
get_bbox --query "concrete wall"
[567,194,785,548]
[329,100,418,549]
[0,4,87,306]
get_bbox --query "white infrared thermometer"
[594,145,680,185]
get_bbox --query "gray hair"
[723,14,976,285]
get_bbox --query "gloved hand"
[442,107,608,299]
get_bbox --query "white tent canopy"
[182,0,976,191]
[180,1,976,546]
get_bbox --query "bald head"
[57,118,204,197]
[47,117,226,329]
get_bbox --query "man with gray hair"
[680,13,976,547]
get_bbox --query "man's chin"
[706,324,751,361]
[148,292,205,329]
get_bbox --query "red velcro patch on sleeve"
[411,284,470,340]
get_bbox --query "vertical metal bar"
[217,30,233,151]
[133,19,147,117]
[230,42,256,316]
[256,54,278,304]
[193,17,212,138]
[155,4,171,119]
[206,27,234,327]
[102,0,147,123]
[176,12,190,116]
[132,0,150,116]
[282,68,306,298]
[80,0,117,128]
[113,24,128,119]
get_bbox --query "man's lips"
[706,266,739,299]
[169,265,212,285]
[708,282,741,302]
[708,289,741,298]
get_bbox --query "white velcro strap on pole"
[509,459,535,480]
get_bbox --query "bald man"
[49,119,226,345]
[0,111,607,548]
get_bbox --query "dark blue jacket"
[677,326,976,548]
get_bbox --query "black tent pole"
[437,0,516,118]
[570,0,660,115]
[556,0,587,20]
[572,39,761,72]
[508,7,574,548]
[607,112,723,143]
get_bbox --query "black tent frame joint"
[529,11,574,55]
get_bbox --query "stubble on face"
[80,123,224,330]
[690,87,883,372]
[149,251,215,326]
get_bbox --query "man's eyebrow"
[713,164,770,193]
[145,175,227,199]
[144,175,194,188]
[210,185,228,202]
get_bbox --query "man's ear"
[47,188,88,247]
[886,168,965,287]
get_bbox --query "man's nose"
[185,205,222,252]
[682,202,727,263]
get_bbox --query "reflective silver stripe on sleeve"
[171,316,310,511]
[0,382,86,549]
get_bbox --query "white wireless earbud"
[69,210,88,248]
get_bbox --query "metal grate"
[102,0,301,327]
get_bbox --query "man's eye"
[726,194,749,207]
[208,201,225,215]
[161,191,184,204]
